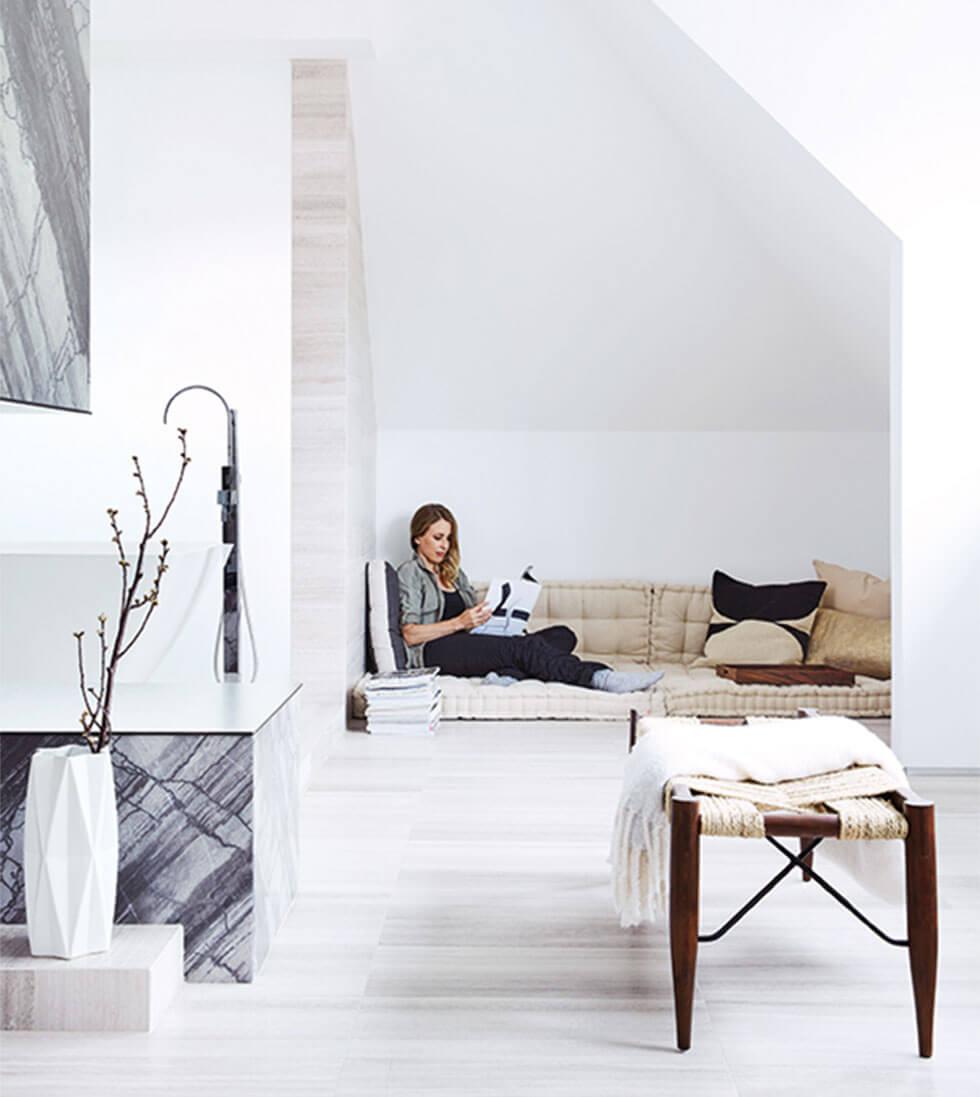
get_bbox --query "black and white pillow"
[702,570,827,666]
[365,561,408,674]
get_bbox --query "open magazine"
[471,566,541,637]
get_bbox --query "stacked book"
[365,668,441,735]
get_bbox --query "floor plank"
[2,720,977,1095]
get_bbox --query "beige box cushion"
[649,585,713,664]
[437,673,666,720]
[351,661,667,722]
[533,582,651,659]
[660,666,891,718]
[814,559,890,619]
[352,662,890,722]
[806,608,891,679]
[476,580,652,661]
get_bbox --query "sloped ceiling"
[354,0,892,430]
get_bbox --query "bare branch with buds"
[74,430,190,753]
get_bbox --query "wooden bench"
[628,710,938,1058]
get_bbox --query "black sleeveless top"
[440,588,465,621]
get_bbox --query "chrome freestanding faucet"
[163,385,258,682]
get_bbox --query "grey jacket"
[396,554,479,668]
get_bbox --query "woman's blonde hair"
[410,503,460,586]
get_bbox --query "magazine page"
[471,566,540,637]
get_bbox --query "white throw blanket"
[611,716,909,927]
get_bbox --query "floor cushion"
[660,665,891,718]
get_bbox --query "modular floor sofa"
[353,580,891,722]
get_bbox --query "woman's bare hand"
[458,601,492,631]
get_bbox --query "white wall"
[94,0,890,434]
[643,0,980,767]
[377,430,889,584]
[0,45,292,685]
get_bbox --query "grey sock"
[590,668,664,694]
[485,672,519,687]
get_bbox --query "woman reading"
[397,503,663,693]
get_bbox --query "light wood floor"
[2,720,978,1095]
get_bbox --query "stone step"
[0,924,183,1032]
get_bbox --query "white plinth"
[0,924,183,1032]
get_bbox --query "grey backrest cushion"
[365,560,408,673]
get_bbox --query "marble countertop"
[0,681,302,735]
[0,542,228,557]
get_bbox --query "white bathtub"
[0,542,231,685]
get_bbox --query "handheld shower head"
[161,384,257,683]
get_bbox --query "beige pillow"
[813,560,890,619]
[806,608,891,679]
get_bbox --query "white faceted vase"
[24,745,119,959]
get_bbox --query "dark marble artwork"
[0,0,90,411]
[0,702,299,981]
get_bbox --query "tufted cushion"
[660,667,891,718]
[649,585,713,664]
[352,664,668,721]
[532,581,651,659]
[351,662,890,721]
[475,581,651,660]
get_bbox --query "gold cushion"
[806,608,891,679]
[813,560,890,619]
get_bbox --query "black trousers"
[423,625,608,687]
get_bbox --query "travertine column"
[291,60,375,775]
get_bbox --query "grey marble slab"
[0,692,300,982]
[0,0,89,412]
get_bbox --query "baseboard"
[906,767,980,777]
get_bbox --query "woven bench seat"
[667,766,909,841]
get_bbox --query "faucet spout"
[163,384,236,466]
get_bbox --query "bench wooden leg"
[670,796,700,1051]
[905,801,938,1058]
